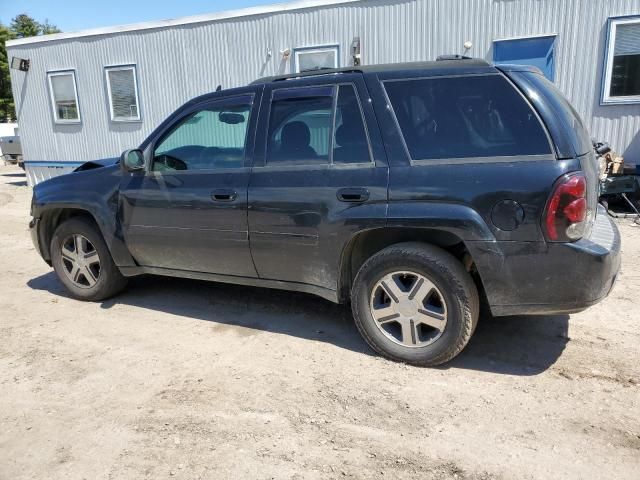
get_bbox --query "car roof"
[185,58,496,106]
[252,58,494,84]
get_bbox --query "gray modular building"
[6,0,640,185]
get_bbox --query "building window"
[105,65,141,121]
[47,71,80,123]
[293,45,339,73]
[602,16,640,104]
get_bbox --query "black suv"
[30,59,620,366]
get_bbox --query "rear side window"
[384,75,552,161]
[266,84,372,166]
[519,71,592,157]
[333,84,371,164]
[267,87,334,165]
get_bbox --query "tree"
[10,14,41,38]
[0,15,61,121]
[40,19,61,35]
[0,24,16,122]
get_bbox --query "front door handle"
[211,189,238,202]
[337,187,370,203]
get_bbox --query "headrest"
[281,121,311,148]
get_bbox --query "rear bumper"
[472,206,621,316]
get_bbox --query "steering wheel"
[153,154,188,172]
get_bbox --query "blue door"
[493,35,556,81]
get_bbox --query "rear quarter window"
[383,74,552,161]
[518,72,592,157]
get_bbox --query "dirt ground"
[0,164,638,480]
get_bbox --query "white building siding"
[7,0,640,174]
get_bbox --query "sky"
[0,0,282,32]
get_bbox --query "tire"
[50,217,127,301]
[351,242,479,366]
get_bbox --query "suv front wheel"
[351,242,479,366]
[50,217,128,301]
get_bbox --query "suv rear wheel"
[351,242,479,366]
[50,217,127,301]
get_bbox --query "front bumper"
[472,206,621,317]
[29,217,46,261]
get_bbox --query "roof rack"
[251,59,491,85]
[436,54,473,61]
[252,67,363,84]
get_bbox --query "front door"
[248,75,388,291]
[119,91,259,276]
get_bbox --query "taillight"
[544,173,587,242]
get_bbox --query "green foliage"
[1,14,61,121]
[0,24,16,122]
[40,20,62,36]
[10,14,41,38]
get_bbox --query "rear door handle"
[337,187,370,203]
[211,189,238,202]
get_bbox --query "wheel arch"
[337,227,488,306]
[37,205,138,269]
[38,207,104,262]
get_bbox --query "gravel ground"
[0,164,638,480]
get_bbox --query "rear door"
[119,90,261,276]
[247,74,388,291]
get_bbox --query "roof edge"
[253,59,494,83]
[6,0,361,48]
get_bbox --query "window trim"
[265,84,336,166]
[47,70,81,124]
[601,15,640,105]
[381,73,555,165]
[148,93,255,175]
[264,82,375,168]
[292,44,340,74]
[105,64,142,122]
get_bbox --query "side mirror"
[120,149,144,172]
[219,111,246,125]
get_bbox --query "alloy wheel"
[369,271,448,347]
[60,234,101,288]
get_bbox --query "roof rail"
[252,67,363,84]
[251,59,492,85]
[436,54,472,61]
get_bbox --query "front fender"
[32,166,136,267]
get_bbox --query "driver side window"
[153,99,252,172]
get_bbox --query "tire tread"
[50,217,127,302]
[351,242,479,366]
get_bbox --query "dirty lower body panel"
[471,205,621,317]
